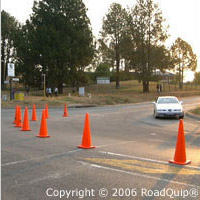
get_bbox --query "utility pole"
[9,77,12,100]
[7,63,15,100]
[43,74,46,97]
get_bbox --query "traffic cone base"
[78,145,96,149]
[36,135,50,138]
[14,123,22,127]
[169,160,191,165]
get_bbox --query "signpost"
[42,74,46,97]
[7,63,15,100]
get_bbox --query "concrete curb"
[68,104,97,108]
[1,104,98,110]
[186,112,200,120]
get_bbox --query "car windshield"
[157,98,179,104]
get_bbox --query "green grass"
[1,80,200,108]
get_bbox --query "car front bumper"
[156,112,184,117]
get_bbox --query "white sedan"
[153,96,184,119]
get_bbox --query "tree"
[149,45,173,72]
[95,63,111,76]
[1,10,19,88]
[119,33,133,72]
[14,21,42,89]
[98,39,115,68]
[171,37,197,89]
[194,72,200,84]
[101,3,129,89]
[129,0,168,92]
[28,0,94,93]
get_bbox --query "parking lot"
[2,96,200,200]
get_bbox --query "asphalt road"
[2,96,200,200]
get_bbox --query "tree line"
[1,0,198,93]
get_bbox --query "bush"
[110,71,135,82]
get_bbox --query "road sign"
[79,87,85,96]
[4,80,10,84]
[7,63,15,77]
[12,78,19,81]
[97,77,110,84]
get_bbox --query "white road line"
[12,171,70,188]
[96,141,137,148]
[99,151,200,170]
[78,161,200,189]
[1,149,82,167]
[28,172,70,185]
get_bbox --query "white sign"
[79,87,85,96]
[4,80,10,84]
[12,78,19,81]
[97,77,110,84]
[7,63,15,77]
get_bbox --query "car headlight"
[174,109,181,111]
[157,109,166,112]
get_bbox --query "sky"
[2,0,200,81]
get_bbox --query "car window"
[157,98,179,104]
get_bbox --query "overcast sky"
[2,0,200,78]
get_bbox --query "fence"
[1,81,200,98]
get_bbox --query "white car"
[153,96,184,119]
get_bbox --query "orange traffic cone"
[13,105,18,124]
[15,106,22,127]
[78,113,96,149]
[169,119,191,165]
[63,104,68,117]
[21,107,31,131]
[36,110,50,138]
[32,104,37,121]
[45,104,49,119]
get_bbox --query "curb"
[1,104,98,110]
[186,112,200,120]
[68,104,97,108]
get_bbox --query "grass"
[190,107,200,115]
[1,80,200,108]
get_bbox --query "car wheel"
[179,115,184,119]
[154,110,158,119]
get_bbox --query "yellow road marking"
[85,158,200,175]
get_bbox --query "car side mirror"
[152,101,156,104]
[180,101,183,104]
